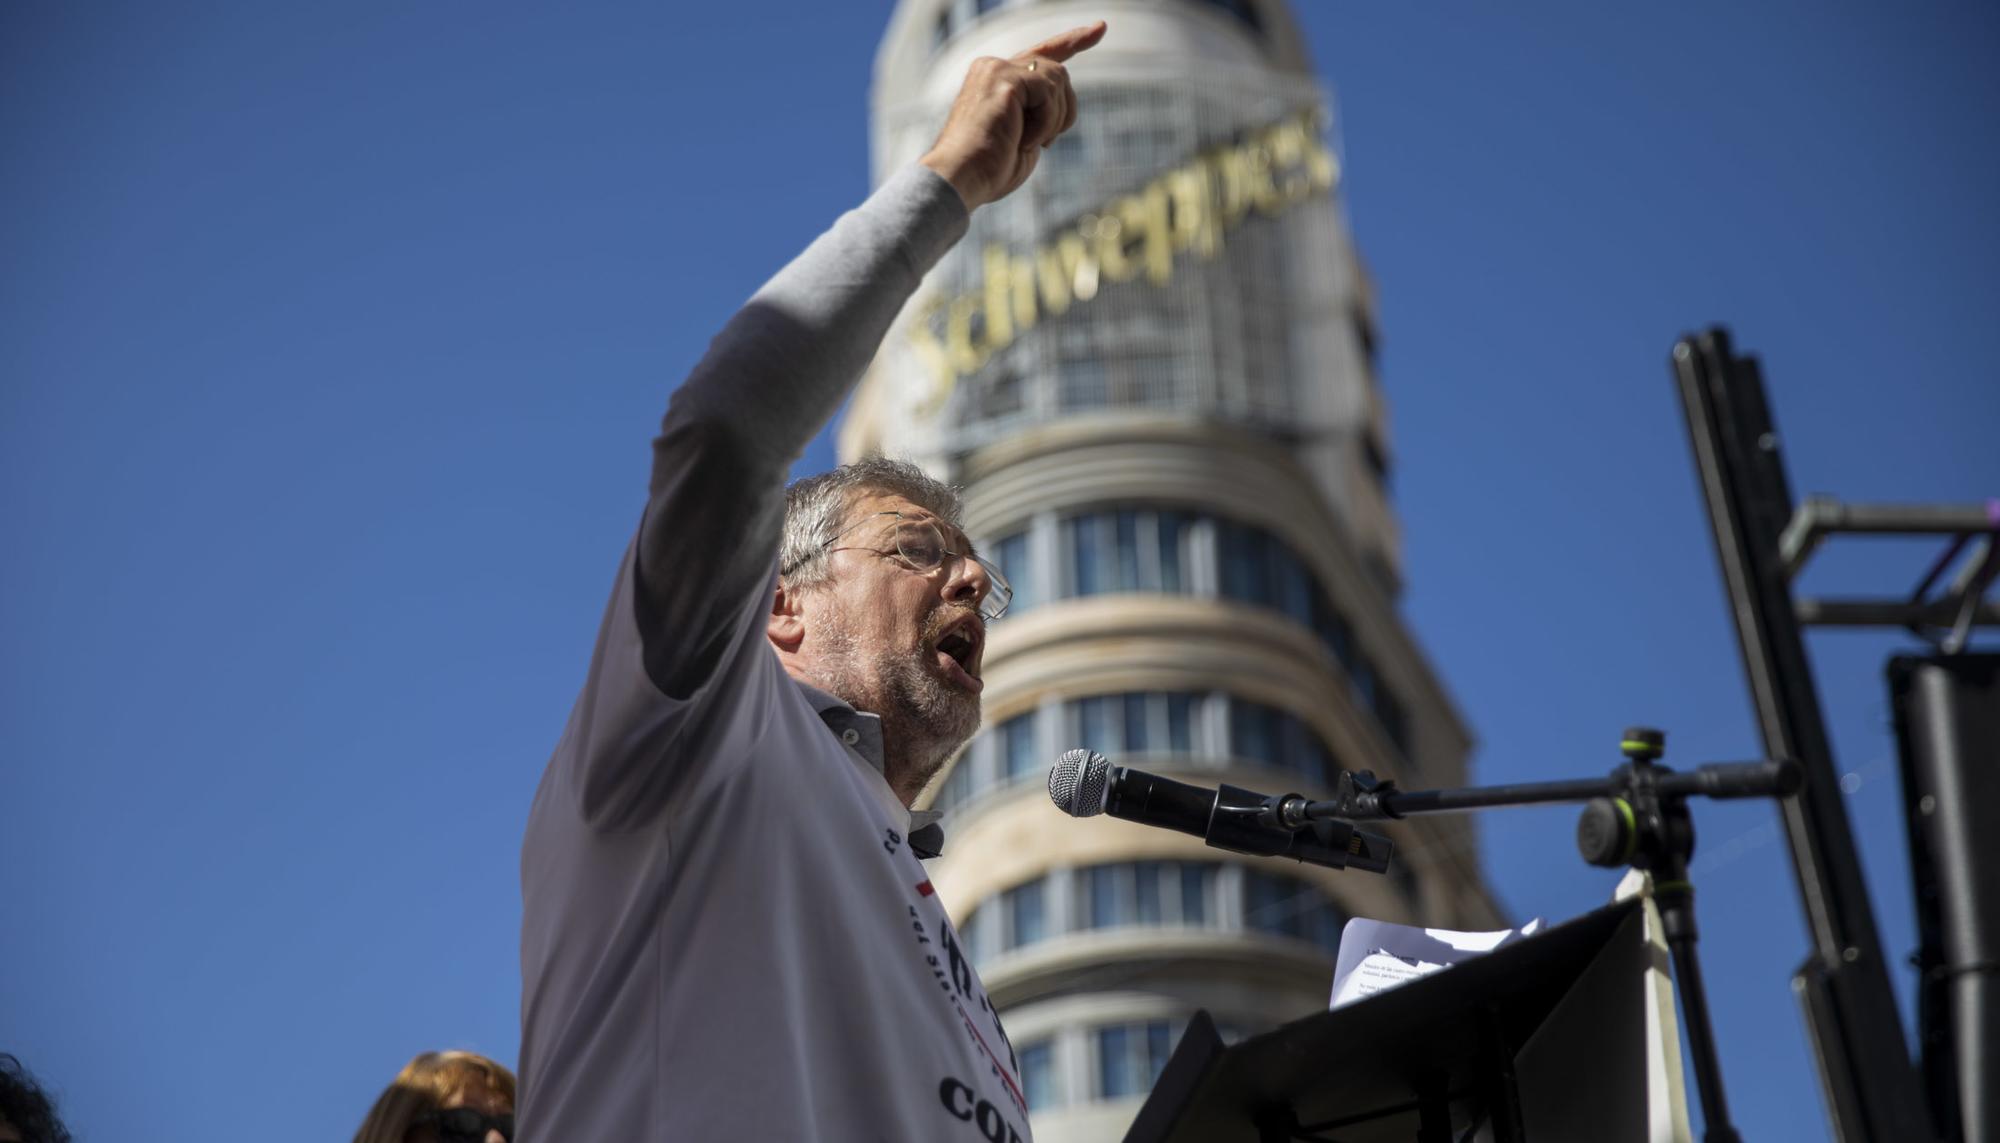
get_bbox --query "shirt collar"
[794,680,946,858]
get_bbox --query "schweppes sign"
[906,107,1340,409]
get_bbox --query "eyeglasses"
[797,511,1013,622]
[412,1108,514,1143]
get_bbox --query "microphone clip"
[1208,783,1393,874]
[1298,769,1403,825]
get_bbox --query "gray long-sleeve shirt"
[520,167,1034,1141]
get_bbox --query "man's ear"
[768,581,806,653]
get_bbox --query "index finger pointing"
[1019,20,1107,65]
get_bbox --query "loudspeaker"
[1889,654,2000,1143]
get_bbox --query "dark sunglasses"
[414,1107,514,1143]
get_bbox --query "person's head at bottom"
[773,457,1010,804]
[350,1050,515,1143]
[0,1054,72,1143]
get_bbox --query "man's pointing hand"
[919,21,1107,211]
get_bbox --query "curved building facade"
[851,3,1506,1137]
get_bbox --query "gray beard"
[811,597,982,800]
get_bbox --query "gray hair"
[780,456,963,591]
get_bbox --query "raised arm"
[634,22,1106,699]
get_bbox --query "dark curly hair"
[0,1054,71,1143]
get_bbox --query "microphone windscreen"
[1048,748,1110,817]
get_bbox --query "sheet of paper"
[1329,915,1544,1009]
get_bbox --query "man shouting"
[519,22,1107,1142]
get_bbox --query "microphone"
[1047,748,1392,875]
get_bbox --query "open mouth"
[932,617,985,693]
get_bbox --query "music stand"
[1125,899,1650,1143]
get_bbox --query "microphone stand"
[1270,727,1802,1143]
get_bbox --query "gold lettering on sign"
[907,109,1340,409]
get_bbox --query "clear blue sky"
[3,2,1994,1140]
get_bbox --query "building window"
[1004,878,1047,950]
[1218,520,1335,632]
[1068,514,1104,596]
[1134,862,1166,924]
[1001,710,1040,781]
[969,863,1345,961]
[1312,599,1357,677]
[1228,698,1339,788]
[1363,430,1392,494]
[1062,508,1193,596]
[1214,520,1408,766]
[1243,868,1345,956]
[973,367,1028,425]
[1098,1020,1175,1099]
[946,507,1419,813]
[993,530,1032,614]
[1020,1039,1058,1111]
[1217,520,1315,624]
[944,688,1350,815]
[1057,358,1108,412]
[1374,685,1412,760]
[1179,862,1211,924]
[1026,509,1380,685]
[1075,694,1114,754]
[1000,1019,1282,1115]
[1115,510,1142,591]
[1078,860,1217,932]
[1193,0,1263,34]
[1229,699,1278,770]
[1084,864,1122,930]
[1351,301,1380,378]
[1165,692,1194,753]
[1068,691,1200,757]
[1157,510,1189,592]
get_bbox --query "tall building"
[849,2,1507,1137]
